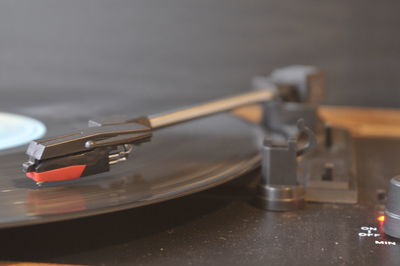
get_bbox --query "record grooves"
[0,113,261,229]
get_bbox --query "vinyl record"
[0,107,262,228]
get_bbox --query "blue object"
[0,112,46,150]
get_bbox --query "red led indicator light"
[377,215,385,222]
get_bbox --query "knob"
[383,176,400,238]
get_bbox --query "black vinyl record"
[0,90,262,228]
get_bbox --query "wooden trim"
[233,105,400,138]
[319,106,400,138]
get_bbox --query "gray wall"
[1,1,400,108]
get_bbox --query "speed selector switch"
[383,176,400,238]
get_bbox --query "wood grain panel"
[233,105,400,138]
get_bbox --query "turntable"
[1,66,400,265]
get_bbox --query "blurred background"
[1,0,400,113]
